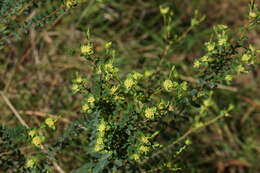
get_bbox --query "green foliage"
[0,0,259,172]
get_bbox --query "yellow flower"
[144,107,157,119]
[140,136,149,144]
[75,76,83,83]
[105,41,112,49]
[225,75,233,82]
[87,96,95,103]
[193,60,201,68]
[130,153,140,161]
[65,0,77,8]
[25,157,37,168]
[241,54,251,62]
[160,6,170,15]
[201,55,209,62]
[203,99,212,107]
[236,65,245,73]
[110,86,118,94]
[249,12,257,18]
[81,44,93,55]
[71,84,80,93]
[132,72,143,80]
[104,63,114,73]
[124,78,135,90]
[139,145,149,153]
[82,104,90,112]
[144,70,153,78]
[94,144,103,152]
[45,117,56,130]
[205,42,215,52]
[96,137,104,146]
[97,120,106,132]
[28,129,37,138]
[32,136,44,146]
[218,34,228,46]
[163,79,173,92]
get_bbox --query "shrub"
[0,0,259,172]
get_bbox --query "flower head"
[81,44,93,55]
[160,6,170,15]
[25,157,37,168]
[241,54,251,62]
[225,75,233,82]
[249,12,257,18]
[144,107,157,119]
[205,41,215,52]
[71,84,80,93]
[139,145,150,153]
[31,136,45,146]
[193,60,201,68]
[45,117,56,130]
[132,72,143,80]
[82,104,90,112]
[124,78,135,90]
[87,95,95,103]
[163,79,173,92]
[28,129,37,138]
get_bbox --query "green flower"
[180,81,187,91]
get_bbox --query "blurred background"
[0,0,259,172]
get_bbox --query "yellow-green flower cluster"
[32,135,45,147]
[104,41,112,49]
[45,117,58,130]
[80,44,93,55]
[144,107,157,119]
[71,83,80,93]
[235,64,246,73]
[144,70,154,78]
[102,62,119,80]
[25,157,38,168]
[94,119,106,152]
[163,79,173,92]
[224,74,233,82]
[129,133,151,161]
[205,41,215,52]
[109,85,118,95]
[28,129,45,147]
[213,25,229,46]
[159,5,170,15]
[124,71,143,91]
[65,0,78,8]
[82,95,95,113]
[124,78,135,90]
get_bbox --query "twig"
[1,91,29,128]
[180,75,238,92]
